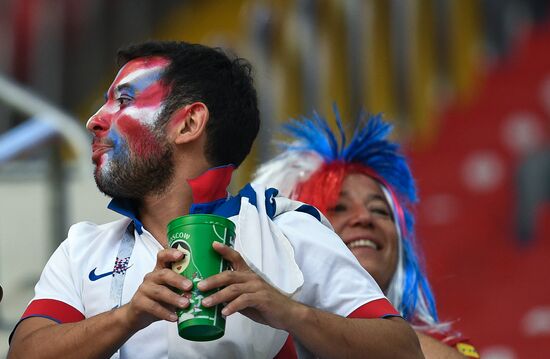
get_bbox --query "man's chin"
[95,181,119,199]
[94,174,166,200]
[94,174,128,199]
[96,183,139,199]
[92,150,174,200]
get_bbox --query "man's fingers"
[197,269,254,292]
[220,293,255,316]
[136,296,179,322]
[212,242,249,271]
[155,248,183,270]
[140,282,189,310]
[201,282,257,308]
[144,268,192,292]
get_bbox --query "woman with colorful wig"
[253,106,478,358]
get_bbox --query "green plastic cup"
[167,214,235,341]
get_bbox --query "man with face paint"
[253,107,479,358]
[8,42,423,359]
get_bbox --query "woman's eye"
[328,204,348,213]
[371,207,390,217]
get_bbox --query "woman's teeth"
[348,239,379,250]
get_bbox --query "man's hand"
[121,248,193,331]
[197,242,423,359]
[197,242,299,330]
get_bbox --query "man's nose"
[86,111,111,137]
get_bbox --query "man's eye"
[117,97,132,106]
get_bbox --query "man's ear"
[170,102,209,145]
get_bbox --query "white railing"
[0,74,91,178]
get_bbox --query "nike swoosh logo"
[89,268,114,281]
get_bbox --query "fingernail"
[197,281,206,290]
[183,279,192,289]
[169,313,178,321]
[221,308,229,316]
[178,297,188,307]
[202,298,211,306]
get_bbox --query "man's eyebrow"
[116,83,133,93]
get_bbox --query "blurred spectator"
[254,107,479,358]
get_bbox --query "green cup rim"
[167,214,235,235]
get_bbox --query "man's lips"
[91,143,113,161]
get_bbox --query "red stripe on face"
[112,56,170,87]
[165,107,190,134]
[117,115,165,158]
[135,80,169,109]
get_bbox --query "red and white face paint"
[86,56,171,170]
[86,56,176,199]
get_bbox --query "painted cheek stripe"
[135,82,169,109]
[123,106,165,126]
[117,116,164,158]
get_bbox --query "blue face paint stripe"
[108,130,128,159]
[116,68,165,95]
[117,85,135,98]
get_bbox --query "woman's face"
[326,173,399,292]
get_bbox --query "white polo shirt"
[13,166,398,358]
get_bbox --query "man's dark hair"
[117,41,260,167]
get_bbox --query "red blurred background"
[413,21,550,358]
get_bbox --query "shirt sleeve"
[273,211,399,319]
[9,238,84,343]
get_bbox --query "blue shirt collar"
[107,164,235,233]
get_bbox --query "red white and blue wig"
[254,106,441,328]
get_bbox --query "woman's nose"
[349,206,373,227]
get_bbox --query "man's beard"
[94,140,175,200]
